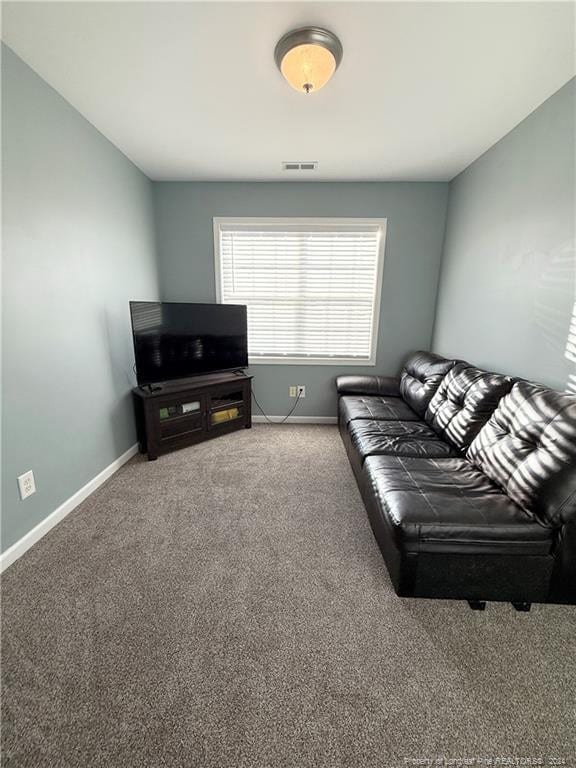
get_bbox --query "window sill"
[248,356,376,366]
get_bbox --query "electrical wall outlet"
[289,386,297,397]
[18,470,36,500]
[297,385,306,398]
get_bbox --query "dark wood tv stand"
[132,372,252,460]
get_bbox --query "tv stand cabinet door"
[207,381,248,429]
[147,392,207,459]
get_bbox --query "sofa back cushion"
[425,363,514,451]
[467,381,576,526]
[399,351,459,417]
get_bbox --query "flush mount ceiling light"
[275,27,343,95]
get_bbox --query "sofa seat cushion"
[399,351,461,417]
[468,381,576,526]
[339,395,420,426]
[349,419,460,462]
[363,455,554,555]
[425,363,513,450]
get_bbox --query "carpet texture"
[1,425,575,767]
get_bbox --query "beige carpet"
[1,425,575,767]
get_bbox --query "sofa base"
[401,551,553,603]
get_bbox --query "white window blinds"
[214,218,386,364]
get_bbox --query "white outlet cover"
[298,386,306,398]
[17,470,36,500]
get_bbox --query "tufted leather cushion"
[425,363,513,451]
[349,419,460,462]
[339,395,420,425]
[363,455,554,555]
[399,351,460,417]
[468,381,576,526]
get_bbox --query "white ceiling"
[2,1,575,181]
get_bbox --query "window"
[214,217,386,365]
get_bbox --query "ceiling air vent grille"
[282,161,318,171]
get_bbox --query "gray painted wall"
[1,46,159,552]
[154,182,450,417]
[433,79,576,391]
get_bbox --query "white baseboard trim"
[252,416,337,424]
[0,443,139,574]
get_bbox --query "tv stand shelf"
[132,372,252,460]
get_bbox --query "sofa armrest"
[335,375,401,397]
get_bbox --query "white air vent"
[282,161,318,171]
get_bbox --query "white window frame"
[213,217,387,366]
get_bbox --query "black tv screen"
[130,301,248,386]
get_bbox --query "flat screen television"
[130,301,248,386]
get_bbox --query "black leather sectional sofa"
[337,352,576,609]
